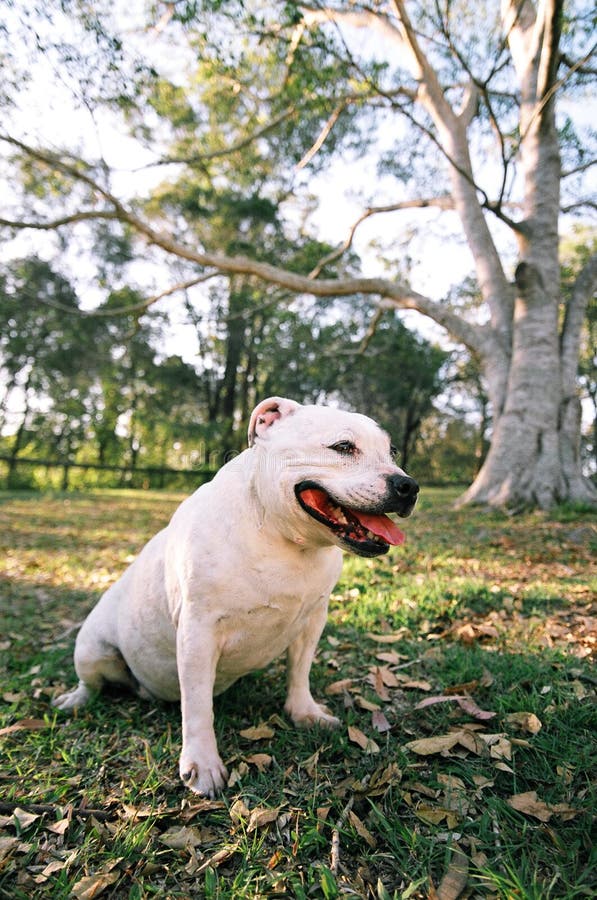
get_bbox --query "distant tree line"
[0,254,487,490]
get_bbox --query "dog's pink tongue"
[301,489,405,545]
[351,510,405,545]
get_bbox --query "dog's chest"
[212,582,330,693]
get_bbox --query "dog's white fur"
[53,397,416,796]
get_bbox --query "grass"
[0,487,595,899]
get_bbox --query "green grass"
[0,487,595,898]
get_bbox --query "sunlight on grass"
[0,488,594,898]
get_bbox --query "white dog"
[53,397,418,796]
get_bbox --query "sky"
[1,0,595,433]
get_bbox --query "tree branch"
[31,274,220,318]
[308,196,454,278]
[0,211,120,230]
[0,136,484,354]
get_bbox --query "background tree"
[1,0,595,507]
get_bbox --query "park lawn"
[0,487,595,899]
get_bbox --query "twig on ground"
[330,796,354,876]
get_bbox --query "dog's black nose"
[388,474,419,502]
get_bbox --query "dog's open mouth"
[295,482,405,556]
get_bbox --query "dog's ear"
[248,397,301,447]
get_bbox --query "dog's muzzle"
[295,472,419,558]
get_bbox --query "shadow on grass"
[0,489,595,898]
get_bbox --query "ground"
[0,487,595,899]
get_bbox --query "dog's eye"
[329,440,357,455]
[390,443,398,459]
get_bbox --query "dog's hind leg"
[52,627,138,711]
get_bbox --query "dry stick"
[330,796,354,876]
[0,801,112,822]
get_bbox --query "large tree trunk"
[456,0,596,508]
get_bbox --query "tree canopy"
[0,0,595,506]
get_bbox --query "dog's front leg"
[284,601,340,728]
[176,612,228,797]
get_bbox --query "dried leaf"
[505,712,542,734]
[0,718,48,736]
[326,678,354,695]
[71,871,119,899]
[195,845,238,875]
[402,679,432,690]
[372,710,392,733]
[159,825,203,849]
[245,753,272,772]
[507,791,579,822]
[46,817,70,835]
[247,806,280,832]
[507,791,554,822]
[405,732,463,756]
[436,846,469,900]
[454,696,496,720]
[368,668,391,701]
[229,799,250,824]
[355,696,381,712]
[348,725,380,754]
[414,694,459,710]
[366,630,407,643]
[12,808,40,830]
[239,723,275,740]
[0,836,19,862]
[300,749,321,777]
[348,809,377,848]
[415,805,450,825]
[375,650,407,665]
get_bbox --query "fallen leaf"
[239,723,275,740]
[401,678,433,691]
[300,749,321,777]
[507,791,554,822]
[414,694,494,718]
[454,696,496,720]
[348,725,380,754]
[70,871,119,898]
[366,630,408,643]
[195,845,238,875]
[356,696,381,711]
[507,790,580,822]
[159,825,203,849]
[46,817,70,835]
[372,710,392,733]
[326,678,354,695]
[368,668,391,701]
[505,712,542,734]
[245,753,273,772]
[436,846,469,900]
[348,809,377,848]
[0,718,48,736]
[375,650,407,665]
[12,808,40,830]
[414,694,458,709]
[247,806,280,832]
[405,732,463,756]
[0,836,19,862]
[229,799,250,824]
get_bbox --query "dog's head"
[248,397,419,558]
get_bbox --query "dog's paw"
[52,683,91,711]
[179,755,228,797]
[285,699,340,729]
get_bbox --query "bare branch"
[0,210,120,230]
[144,107,299,168]
[0,135,484,353]
[309,197,454,278]
[296,103,345,170]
